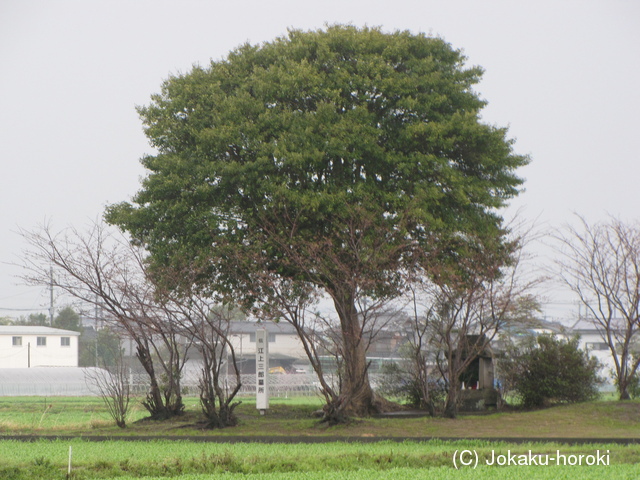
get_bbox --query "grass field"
[1,396,640,479]
[1,438,639,480]
[1,395,640,439]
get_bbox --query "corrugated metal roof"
[0,326,81,336]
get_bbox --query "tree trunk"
[136,342,165,418]
[443,378,460,419]
[159,337,186,416]
[322,293,382,422]
[618,380,631,400]
[416,354,436,416]
[199,359,241,429]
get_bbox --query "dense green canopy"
[107,25,527,418]
[107,25,527,300]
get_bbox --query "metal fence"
[0,367,106,396]
[0,368,391,398]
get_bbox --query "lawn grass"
[0,396,148,432]
[1,395,640,439]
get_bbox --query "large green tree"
[54,306,82,331]
[107,26,527,419]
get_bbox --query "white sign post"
[255,328,269,414]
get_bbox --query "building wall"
[227,332,306,359]
[0,333,79,368]
[575,331,617,388]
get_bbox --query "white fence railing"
[0,370,394,397]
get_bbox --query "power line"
[0,306,46,312]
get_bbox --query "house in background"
[567,318,638,390]
[226,321,308,374]
[0,326,80,368]
[173,320,310,383]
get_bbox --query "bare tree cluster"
[160,280,243,428]
[555,215,640,400]
[19,221,242,428]
[19,217,541,424]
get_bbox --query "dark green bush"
[500,334,602,408]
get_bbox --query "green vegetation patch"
[0,397,148,433]
[98,466,640,480]
[0,439,639,480]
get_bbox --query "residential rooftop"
[0,326,81,336]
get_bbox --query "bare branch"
[553,215,640,399]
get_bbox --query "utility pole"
[49,266,54,326]
[94,295,99,367]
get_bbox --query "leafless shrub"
[85,353,131,429]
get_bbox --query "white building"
[0,326,80,368]
[567,318,639,390]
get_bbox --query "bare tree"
[157,277,243,429]
[403,286,439,416]
[412,225,540,418]
[555,215,640,400]
[19,221,189,419]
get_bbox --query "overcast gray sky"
[1,0,639,320]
